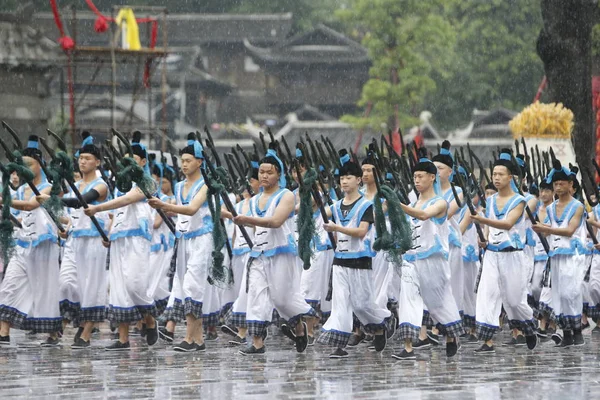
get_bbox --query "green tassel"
[115,157,156,195]
[297,168,318,269]
[373,184,412,267]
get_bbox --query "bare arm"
[400,198,446,221]
[10,186,52,211]
[328,220,370,239]
[472,202,525,231]
[234,191,294,229]
[93,188,146,213]
[459,211,472,235]
[151,185,208,216]
[533,206,584,237]
[447,191,464,219]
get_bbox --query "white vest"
[547,198,587,257]
[150,193,176,252]
[109,185,153,241]
[404,196,448,262]
[70,177,110,238]
[485,193,526,252]
[331,196,375,259]
[249,188,296,258]
[14,181,57,248]
[174,178,212,240]
[443,187,463,248]
[458,206,479,263]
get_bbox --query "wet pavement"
[0,325,599,399]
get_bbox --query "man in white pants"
[0,135,61,347]
[39,132,110,348]
[393,150,464,360]
[471,149,538,354]
[233,145,316,355]
[317,149,393,359]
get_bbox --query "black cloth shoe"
[466,334,479,343]
[173,340,197,352]
[504,336,517,346]
[204,332,218,341]
[551,332,563,345]
[146,323,159,346]
[515,334,526,346]
[91,327,100,335]
[373,333,387,352]
[308,335,315,346]
[364,334,374,343]
[392,349,416,361]
[446,340,458,357]
[525,334,538,350]
[228,335,247,346]
[158,327,174,343]
[41,337,60,347]
[474,343,495,355]
[220,325,239,338]
[195,343,206,352]
[74,326,84,343]
[387,316,397,339]
[280,324,297,343]
[556,331,574,348]
[239,345,266,355]
[295,322,309,353]
[536,329,548,339]
[426,331,440,345]
[581,322,590,331]
[329,347,349,359]
[71,337,90,349]
[346,332,365,347]
[413,338,431,349]
[0,335,9,346]
[105,341,130,351]
[573,332,585,346]
[140,324,147,338]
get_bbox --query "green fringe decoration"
[297,168,318,269]
[115,157,156,195]
[0,152,35,262]
[373,184,412,267]
[44,151,76,217]
[205,166,233,288]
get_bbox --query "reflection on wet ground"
[0,325,598,399]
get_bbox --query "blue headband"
[296,148,303,158]
[265,148,286,188]
[440,148,453,158]
[319,165,325,172]
[251,161,259,169]
[27,140,39,149]
[545,166,573,184]
[417,157,441,195]
[516,157,525,167]
[499,153,511,161]
[340,154,350,166]
[82,135,94,147]
[187,139,204,159]
[386,172,393,180]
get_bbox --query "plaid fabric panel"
[439,319,465,338]
[316,328,351,348]
[59,299,81,325]
[587,305,600,320]
[538,301,556,322]
[80,306,106,323]
[247,320,269,338]
[154,297,169,317]
[463,314,476,330]
[202,311,220,327]
[184,297,203,319]
[167,239,178,279]
[0,305,27,329]
[287,307,317,328]
[422,310,434,328]
[475,322,500,342]
[163,299,185,323]
[228,311,247,328]
[106,304,157,323]
[396,322,420,341]
[321,311,331,325]
[22,317,62,333]
[557,314,582,331]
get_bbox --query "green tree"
[337,0,457,131]
[425,0,545,130]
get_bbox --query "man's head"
[484,181,498,199]
[179,132,204,177]
[539,179,554,204]
[492,149,518,191]
[338,149,362,194]
[259,144,286,190]
[432,140,453,183]
[412,147,437,194]
[547,159,573,197]
[77,132,101,174]
[22,135,42,178]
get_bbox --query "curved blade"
[46,129,67,152]
[111,128,133,157]
[39,137,56,159]
[1,120,23,149]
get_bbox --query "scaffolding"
[60,4,170,151]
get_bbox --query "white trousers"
[372,251,394,310]
[0,241,61,332]
[60,236,108,323]
[475,251,535,341]
[300,249,333,310]
[449,245,464,313]
[462,259,479,327]
[246,253,314,337]
[550,254,586,330]
[148,246,174,309]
